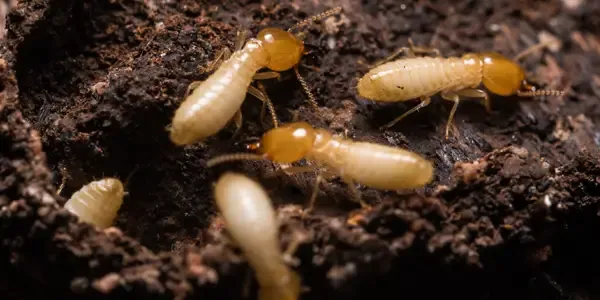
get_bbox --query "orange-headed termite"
[169,6,343,146]
[63,178,125,229]
[207,122,434,210]
[214,172,301,300]
[357,40,564,139]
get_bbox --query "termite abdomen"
[64,178,125,229]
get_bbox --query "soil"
[1,0,600,299]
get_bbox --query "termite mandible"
[206,122,434,210]
[357,39,564,139]
[169,6,343,146]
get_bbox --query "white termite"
[169,7,343,146]
[207,122,434,210]
[214,172,301,300]
[63,178,125,229]
[357,40,564,138]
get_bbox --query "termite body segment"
[214,172,301,300]
[170,6,343,146]
[64,178,125,229]
[208,122,434,209]
[357,50,564,138]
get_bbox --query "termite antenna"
[256,82,279,128]
[517,89,565,97]
[294,66,319,110]
[513,39,560,62]
[206,153,267,168]
[287,6,343,33]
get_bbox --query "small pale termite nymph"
[357,40,565,139]
[63,178,125,229]
[207,122,434,210]
[214,172,301,300]
[169,6,343,146]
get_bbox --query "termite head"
[96,178,125,199]
[478,52,526,96]
[256,122,316,163]
[257,28,305,71]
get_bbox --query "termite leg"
[369,39,441,69]
[234,29,249,52]
[271,164,321,212]
[513,39,556,62]
[248,84,279,128]
[370,47,415,69]
[407,38,442,57]
[305,168,342,213]
[253,71,281,81]
[277,165,319,177]
[456,88,491,113]
[254,82,267,125]
[232,109,243,134]
[282,231,307,267]
[342,177,370,208]
[380,96,431,131]
[283,232,303,259]
[306,173,324,213]
[440,91,461,140]
[201,47,232,74]
[184,80,204,98]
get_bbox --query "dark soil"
[1,0,600,299]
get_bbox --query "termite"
[63,178,125,229]
[214,172,301,300]
[356,39,565,139]
[59,167,137,229]
[207,122,434,210]
[169,6,343,146]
